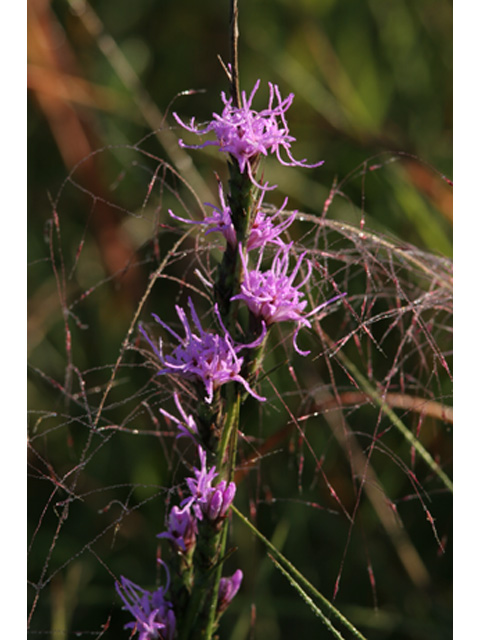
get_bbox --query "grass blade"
[232,506,368,640]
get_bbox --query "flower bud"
[217,569,243,613]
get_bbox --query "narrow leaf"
[268,553,347,640]
[232,506,368,640]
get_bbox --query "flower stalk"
[115,4,342,638]
[214,159,256,324]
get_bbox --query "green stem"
[200,390,242,637]
[177,524,225,640]
[217,388,241,478]
[179,9,259,634]
[201,516,231,639]
[229,0,241,108]
[177,390,241,640]
[214,163,256,326]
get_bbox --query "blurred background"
[28,0,452,638]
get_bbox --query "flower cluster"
[182,446,237,522]
[159,445,237,553]
[173,80,324,187]
[247,192,295,251]
[119,441,241,638]
[169,180,236,248]
[116,570,176,640]
[232,244,346,355]
[139,297,266,404]
[157,504,198,553]
[169,181,295,251]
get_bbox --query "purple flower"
[173,80,323,188]
[169,179,236,247]
[169,181,295,251]
[157,504,198,553]
[217,569,243,613]
[159,392,199,441]
[232,245,346,355]
[181,446,218,520]
[204,479,236,521]
[247,191,296,251]
[139,297,266,404]
[181,446,236,522]
[116,573,176,640]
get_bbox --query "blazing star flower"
[169,181,295,251]
[217,569,243,613]
[180,446,236,522]
[247,191,296,251]
[204,479,236,521]
[159,392,199,441]
[173,80,323,188]
[139,297,266,404]
[116,572,176,640]
[169,179,236,246]
[232,245,346,355]
[157,504,198,553]
[181,446,219,520]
